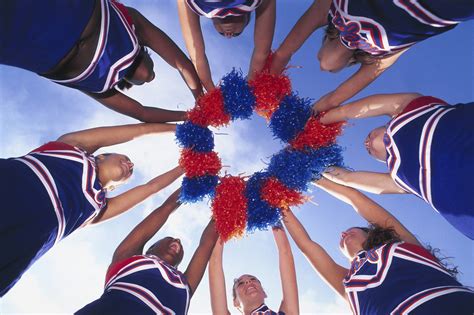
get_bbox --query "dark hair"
[358,225,459,279]
[116,47,151,91]
[323,23,376,66]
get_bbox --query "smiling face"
[364,126,388,162]
[232,274,266,309]
[212,14,250,38]
[339,227,369,260]
[96,153,134,190]
[147,237,184,268]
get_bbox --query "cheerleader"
[321,93,474,239]
[270,0,474,112]
[0,0,203,122]
[208,228,299,315]
[283,177,474,314]
[0,122,183,296]
[177,0,276,91]
[76,188,218,314]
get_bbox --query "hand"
[321,166,351,184]
[270,49,292,75]
[312,92,340,113]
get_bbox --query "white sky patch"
[300,288,351,314]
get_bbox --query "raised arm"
[184,220,219,297]
[314,50,407,112]
[208,240,231,315]
[321,93,422,124]
[315,177,421,246]
[57,122,176,154]
[111,188,182,265]
[247,0,276,80]
[177,0,215,92]
[87,90,187,124]
[271,0,331,74]
[272,227,299,315]
[93,166,183,223]
[127,7,204,99]
[324,167,407,194]
[282,210,348,299]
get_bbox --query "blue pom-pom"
[176,121,214,152]
[267,149,316,191]
[180,175,219,203]
[269,94,312,143]
[245,172,282,232]
[309,144,345,180]
[220,69,256,120]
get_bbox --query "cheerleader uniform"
[0,0,140,93]
[251,304,285,315]
[186,0,262,18]
[0,141,106,296]
[76,255,190,314]
[328,0,474,56]
[385,96,474,239]
[344,242,474,314]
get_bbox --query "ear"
[233,296,241,308]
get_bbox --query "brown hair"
[357,224,459,279]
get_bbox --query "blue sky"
[1,1,473,314]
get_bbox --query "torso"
[186,0,262,18]
[251,303,285,315]
[344,242,473,314]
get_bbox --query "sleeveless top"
[251,303,285,315]
[186,0,262,18]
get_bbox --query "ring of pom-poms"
[176,57,345,241]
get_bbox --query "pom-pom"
[176,122,214,152]
[220,69,256,120]
[261,177,305,209]
[179,149,222,177]
[249,73,291,120]
[188,89,231,127]
[245,172,282,232]
[308,144,345,180]
[290,114,344,150]
[267,149,316,191]
[180,175,219,203]
[269,94,312,143]
[211,176,248,241]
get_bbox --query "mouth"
[246,285,258,295]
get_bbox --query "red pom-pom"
[260,177,305,209]
[188,89,231,127]
[290,114,344,150]
[249,72,291,120]
[211,176,248,241]
[179,149,222,177]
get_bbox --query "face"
[339,227,368,259]
[317,36,354,73]
[212,14,250,38]
[147,237,184,267]
[96,153,134,189]
[364,126,388,162]
[124,48,155,85]
[233,274,266,308]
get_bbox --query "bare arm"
[315,177,421,246]
[273,227,299,315]
[177,0,215,92]
[247,0,276,80]
[324,167,407,194]
[128,7,204,99]
[87,90,187,123]
[208,241,231,315]
[321,93,422,124]
[184,220,219,297]
[314,50,407,112]
[57,122,175,154]
[112,189,182,264]
[271,0,331,74]
[282,210,348,299]
[93,166,183,223]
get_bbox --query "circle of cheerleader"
[176,60,345,241]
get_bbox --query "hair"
[357,224,459,279]
[116,47,151,91]
[323,23,377,66]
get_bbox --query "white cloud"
[300,289,351,315]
